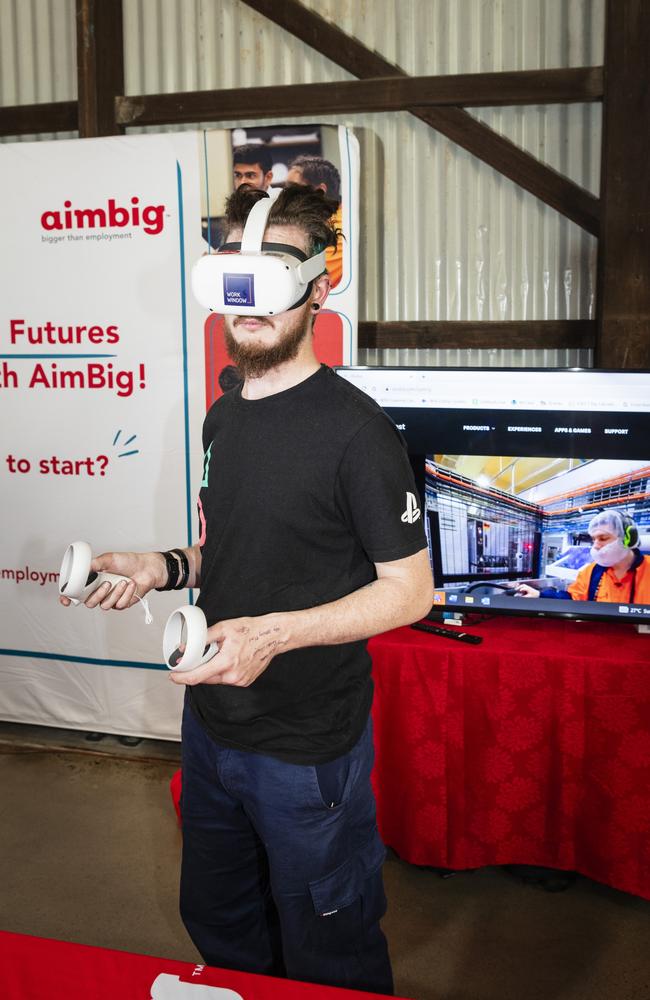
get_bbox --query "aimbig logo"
[40,197,166,235]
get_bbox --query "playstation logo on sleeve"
[401,491,421,523]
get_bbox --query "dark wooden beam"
[76,0,124,137]
[357,321,595,352]
[0,101,78,137]
[420,107,600,236]
[596,0,650,369]
[116,67,602,127]
[240,0,600,236]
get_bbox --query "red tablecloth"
[368,617,650,899]
[0,931,411,1000]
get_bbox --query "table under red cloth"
[368,616,650,899]
[0,931,412,1000]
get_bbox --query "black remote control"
[410,621,483,644]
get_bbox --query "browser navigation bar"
[339,369,650,414]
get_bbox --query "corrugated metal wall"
[0,0,77,140]
[0,0,604,366]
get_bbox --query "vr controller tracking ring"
[59,541,95,604]
[163,605,219,672]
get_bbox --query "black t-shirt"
[189,365,427,763]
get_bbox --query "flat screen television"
[336,367,650,626]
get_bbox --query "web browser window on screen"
[337,367,650,625]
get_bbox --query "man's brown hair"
[224,184,339,257]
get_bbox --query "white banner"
[0,132,206,740]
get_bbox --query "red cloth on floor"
[0,931,410,1000]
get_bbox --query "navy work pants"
[179,699,394,995]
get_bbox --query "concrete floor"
[1,721,650,1000]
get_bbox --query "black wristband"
[155,550,180,591]
[170,548,190,590]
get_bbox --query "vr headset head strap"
[240,196,273,253]
[296,250,327,284]
[239,199,326,278]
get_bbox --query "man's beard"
[224,310,311,379]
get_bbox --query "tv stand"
[425,608,466,627]
[425,609,491,628]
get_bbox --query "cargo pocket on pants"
[308,830,387,953]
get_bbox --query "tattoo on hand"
[253,626,280,641]
[253,637,281,658]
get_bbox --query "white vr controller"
[59,541,214,667]
[59,541,132,605]
[163,605,219,672]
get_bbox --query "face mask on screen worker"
[590,539,628,568]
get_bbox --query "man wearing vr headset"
[64,183,433,995]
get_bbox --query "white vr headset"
[191,196,327,316]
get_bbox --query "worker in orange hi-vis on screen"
[515,508,650,604]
